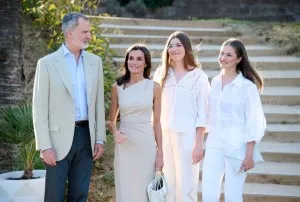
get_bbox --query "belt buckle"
[75,121,82,127]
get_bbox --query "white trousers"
[162,129,200,202]
[202,147,247,202]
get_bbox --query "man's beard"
[82,42,89,49]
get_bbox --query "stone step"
[113,56,300,70]
[199,162,300,185]
[92,16,225,28]
[102,34,262,45]
[259,71,300,86]
[197,183,300,202]
[110,44,284,57]
[99,24,239,37]
[247,162,300,185]
[259,142,300,163]
[263,105,300,124]
[264,124,300,142]
[262,87,300,105]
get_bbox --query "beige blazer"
[32,46,106,161]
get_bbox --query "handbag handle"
[153,171,168,199]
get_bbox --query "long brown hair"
[116,43,151,86]
[160,31,198,85]
[222,38,264,91]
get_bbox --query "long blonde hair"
[160,31,198,86]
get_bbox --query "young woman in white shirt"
[202,38,266,202]
[153,31,210,202]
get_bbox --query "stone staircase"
[94,16,300,201]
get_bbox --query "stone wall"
[170,0,300,21]
[99,0,300,21]
[0,0,24,105]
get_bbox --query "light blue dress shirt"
[62,44,103,145]
[62,44,88,121]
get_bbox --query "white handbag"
[225,144,264,174]
[147,171,168,202]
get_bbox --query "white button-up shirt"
[153,67,210,133]
[206,72,266,149]
[62,44,88,121]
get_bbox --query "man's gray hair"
[61,12,89,35]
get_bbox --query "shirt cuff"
[40,147,52,152]
[96,140,104,144]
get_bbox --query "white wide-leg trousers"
[162,129,200,202]
[202,147,247,202]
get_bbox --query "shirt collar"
[168,66,199,76]
[217,71,244,87]
[62,43,84,57]
[231,72,244,87]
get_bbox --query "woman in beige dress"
[108,44,164,202]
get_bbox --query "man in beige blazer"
[32,12,106,202]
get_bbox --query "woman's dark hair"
[160,31,198,85]
[116,44,152,86]
[222,38,264,91]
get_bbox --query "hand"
[114,130,126,144]
[241,155,254,172]
[192,143,204,164]
[93,143,104,160]
[155,152,164,171]
[42,148,56,166]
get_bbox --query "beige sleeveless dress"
[114,79,156,202]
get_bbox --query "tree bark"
[0,0,24,105]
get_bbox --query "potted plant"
[0,103,45,202]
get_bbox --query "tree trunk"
[0,0,25,105]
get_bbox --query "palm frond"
[0,103,39,177]
[0,103,34,144]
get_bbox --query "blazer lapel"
[83,53,94,107]
[54,47,74,100]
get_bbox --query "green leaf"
[49,4,57,11]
